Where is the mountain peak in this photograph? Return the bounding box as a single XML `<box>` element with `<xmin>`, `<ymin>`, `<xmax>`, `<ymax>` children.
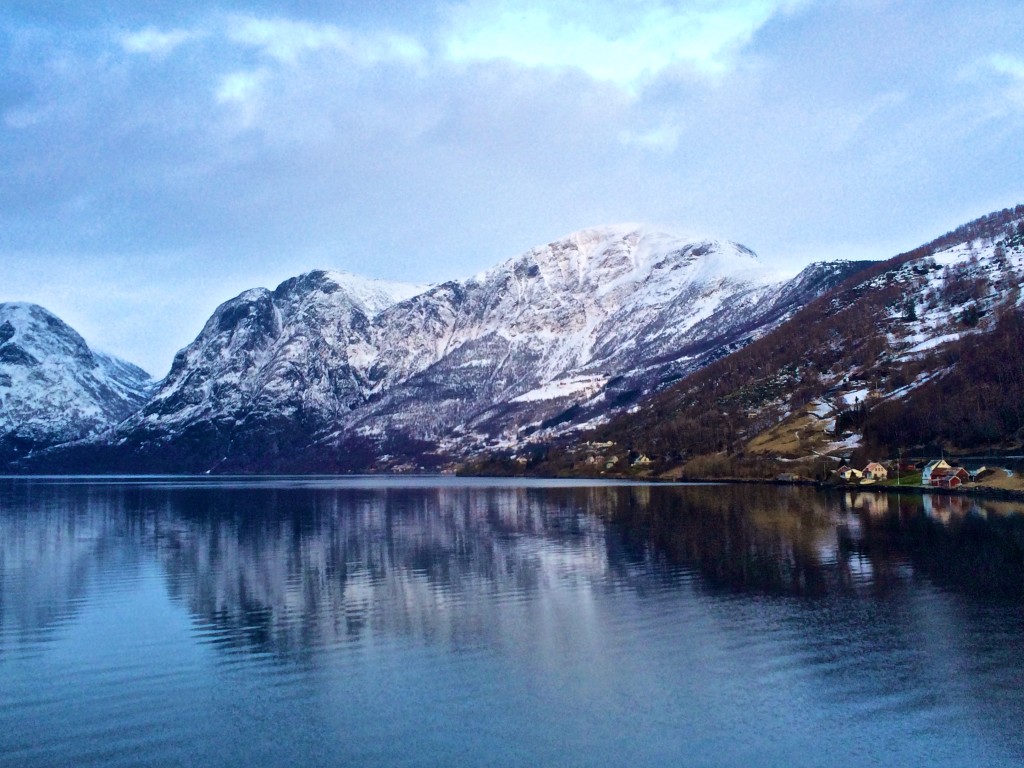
<box><xmin>0</xmin><ymin>301</ymin><xmax>93</xmax><ymax>365</ymax></box>
<box><xmin>273</xmin><ymin>269</ymin><xmax>429</xmax><ymax>318</ymax></box>
<box><xmin>0</xmin><ymin>303</ymin><xmax>153</xmax><ymax>464</ymax></box>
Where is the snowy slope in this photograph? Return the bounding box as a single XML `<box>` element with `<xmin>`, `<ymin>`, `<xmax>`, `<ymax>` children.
<box><xmin>795</xmin><ymin>228</ymin><xmax>1024</xmax><ymax>456</ymax></box>
<box><xmin>788</xmin><ymin>219</ymin><xmax>1024</xmax><ymax>455</ymax></box>
<box><xmin>356</xmin><ymin>228</ymin><xmax>783</xmax><ymax>439</ymax></box>
<box><xmin>811</xmin><ymin>216</ymin><xmax>1024</xmax><ymax>436</ymax></box>
<box><xmin>323</xmin><ymin>271</ymin><xmax>428</xmax><ymax>317</ymax></box>
<box><xmin>0</xmin><ymin>303</ymin><xmax>153</xmax><ymax>462</ymax></box>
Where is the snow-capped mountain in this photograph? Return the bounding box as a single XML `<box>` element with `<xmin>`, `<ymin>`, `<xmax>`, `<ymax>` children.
<box><xmin>43</xmin><ymin>226</ymin><xmax>863</xmax><ymax>473</ymax></box>
<box><xmin>97</xmin><ymin>270</ymin><xmax>425</xmax><ymax>472</ymax></box>
<box><xmin>537</xmin><ymin>205</ymin><xmax>1024</xmax><ymax>478</ymax></box>
<box><xmin>0</xmin><ymin>303</ymin><xmax>153</xmax><ymax>463</ymax></box>
<box><xmin>346</xmin><ymin>227</ymin><xmax>858</xmax><ymax>452</ymax></box>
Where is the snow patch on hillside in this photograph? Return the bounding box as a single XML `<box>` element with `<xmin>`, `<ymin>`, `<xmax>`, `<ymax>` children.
<box><xmin>512</xmin><ymin>375</ymin><xmax>607</xmax><ymax>403</ymax></box>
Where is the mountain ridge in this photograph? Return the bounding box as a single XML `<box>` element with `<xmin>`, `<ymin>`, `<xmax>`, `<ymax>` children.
<box><xmin>11</xmin><ymin>225</ymin><xmax>868</xmax><ymax>473</ymax></box>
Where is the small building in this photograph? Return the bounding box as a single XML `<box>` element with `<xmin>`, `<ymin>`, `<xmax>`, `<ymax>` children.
<box><xmin>863</xmin><ymin>462</ymin><xmax>888</xmax><ymax>481</ymax></box>
<box><xmin>933</xmin><ymin>473</ymin><xmax>963</xmax><ymax>489</ymax></box>
<box><xmin>838</xmin><ymin>466</ymin><xmax>863</xmax><ymax>481</ymax></box>
<box><xmin>921</xmin><ymin>459</ymin><xmax>951</xmax><ymax>485</ymax></box>
<box><xmin>931</xmin><ymin>467</ymin><xmax>968</xmax><ymax>487</ymax></box>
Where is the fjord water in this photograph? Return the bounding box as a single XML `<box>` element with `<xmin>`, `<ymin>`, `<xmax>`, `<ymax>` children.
<box><xmin>2</xmin><ymin>479</ymin><xmax>1023</xmax><ymax>767</ymax></box>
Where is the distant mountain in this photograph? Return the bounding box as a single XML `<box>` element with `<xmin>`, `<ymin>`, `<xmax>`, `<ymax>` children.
<box><xmin>20</xmin><ymin>227</ymin><xmax>868</xmax><ymax>473</ymax></box>
<box><xmin>0</xmin><ymin>303</ymin><xmax>153</xmax><ymax>465</ymax></box>
<box><xmin>515</xmin><ymin>205</ymin><xmax>1024</xmax><ymax>479</ymax></box>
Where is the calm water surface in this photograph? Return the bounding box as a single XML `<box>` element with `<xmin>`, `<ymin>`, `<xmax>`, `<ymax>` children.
<box><xmin>2</xmin><ymin>477</ymin><xmax>1023</xmax><ymax>767</ymax></box>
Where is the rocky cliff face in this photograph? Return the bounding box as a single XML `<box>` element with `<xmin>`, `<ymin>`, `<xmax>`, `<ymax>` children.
<box><xmin>107</xmin><ymin>270</ymin><xmax>424</xmax><ymax>471</ymax></box>
<box><xmin>0</xmin><ymin>303</ymin><xmax>153</xmax><ymax>464</ymax></box>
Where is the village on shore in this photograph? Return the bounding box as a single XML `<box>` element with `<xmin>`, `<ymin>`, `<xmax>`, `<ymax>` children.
<box><xmin>784</xmin><ymin>457</ymin><xmax>1024</xmax><ymax>493</ymax></box>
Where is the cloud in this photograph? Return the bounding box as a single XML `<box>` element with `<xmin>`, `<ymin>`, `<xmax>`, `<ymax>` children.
<box><xmin>441</xmin><ymin>0</ymin><xmax>808</xmax><ymax>87</ymax></box>
<box><xmin>215</xmin><ymin>69</ymin><xmax>269</xmax><ymax>129</ymax></box>
<box><xmin>619</xmin><ymin>124</ymin><xmax>680</xmax><ymax>152</ymax></box>
<box><xmin>958</xmin><ymin>52</ymin><xmax>1024</xmax><ymax>120</ymax></box>
<box><xmin>120</xmin><ymin>26</ymin><xmax>200</xmax><ymax>56</ymax></box>
<box><xmin>985</xmin><ymin>53</ymin><xmax>1024</xmax><ymax>109</ymax></box>
<box><xmin>987</xmin><ymin>53</ymin><xmax>1024</xmax><ymax>80</ymax></box>
<box><xmin>225</xmin><ymin>15</ymin><xmax>427</xmax><ymax>66</ymax></box>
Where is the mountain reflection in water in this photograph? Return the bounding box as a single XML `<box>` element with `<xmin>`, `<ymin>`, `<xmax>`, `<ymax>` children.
<box><xmin>1</xmin><ymin>479</ymin><xmax>1023</xmax><ymax>768</ymax></box>
<box><xmin>3</xmin><ymin>481</ymin><xmax>1024</xmax><ymax>654</ymax></box>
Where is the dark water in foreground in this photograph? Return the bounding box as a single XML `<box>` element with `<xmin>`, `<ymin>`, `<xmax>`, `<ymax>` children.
<box><xmin>2</xmin><ymin>477</ymin><xmax>1024</xmax><ymax>768</ymax></box>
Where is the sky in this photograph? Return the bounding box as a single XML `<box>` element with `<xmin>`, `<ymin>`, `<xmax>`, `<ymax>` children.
<box><xmin>2</xmin><ymin>0</ymin><xmax>1023</xmax><ymax>377</ymax></box>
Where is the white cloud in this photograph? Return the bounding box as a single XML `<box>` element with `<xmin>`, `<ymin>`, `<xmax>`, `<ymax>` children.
<box><xmin>215</xmin><ymin>69</ymin><xmax>268</xmax><ymax>128</ymax></box>
<box><xmin>442</xmin><ymin>0</ymin><xmax>809</xmax><ymax>87</ymax></box>
<box><xmin>226</xmin><ymin>15</ymin><xmax>427</xmax><ymax>67</ymax></box>
<box><xmin>987</xmin><ymin>53</ymin><xmax>1024</xmax><ymax>108</ymax></box>
<box><xmin>120</xmin><ymin>26</ymin><xmax>199</xmax><ymax>57</ymax></box>
<box><xmin>987</xmin><ymin>53</ymin><xmax>1024</xmax><ymax>80</ymax></box>
<box><xmin>619</xmin><ymin>124</ymin><xmax>680</xmax><ymax>152</ymax></box>
<box><xmin>961</xmin><ymin>53</ymin><xmax>1024</xmax><ymax>116</ymax></box>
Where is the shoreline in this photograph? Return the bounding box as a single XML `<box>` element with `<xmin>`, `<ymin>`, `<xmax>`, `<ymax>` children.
<box><xmin>465</xmin><ymin>467</ymin><xmax>1024</xmax><ymax>501</ymax></box>
<box><xmin>623</xmin><ymin>474</ymin><xmax>1024</xmax><ymax>502</ymax></box>
<box><xmin>3</xmin><ymin>469</ymin><xmax>1023</xmax><ymax>503</ymax></box>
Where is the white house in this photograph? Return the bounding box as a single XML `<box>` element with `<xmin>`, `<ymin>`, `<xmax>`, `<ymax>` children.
<box><xmin>921</xmin><ymin>459</ymin><xmax>951</xmax><ymax>485</ymax></box>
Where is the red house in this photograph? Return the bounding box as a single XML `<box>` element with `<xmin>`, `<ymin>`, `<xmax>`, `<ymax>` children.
<box><xmin>931</xmin><ymin>467</ymin><xmax>968</xmax><ymax>488</ymax></box>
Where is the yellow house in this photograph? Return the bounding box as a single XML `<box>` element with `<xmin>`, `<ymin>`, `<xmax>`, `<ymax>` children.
<box><xmin>838</xmin><ymin>466</ymin><xmax>863</xmax><ymax>481</ymax></box>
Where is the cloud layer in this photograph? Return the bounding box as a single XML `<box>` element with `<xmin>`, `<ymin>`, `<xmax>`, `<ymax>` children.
<box><xmin>1</xmin><ymin>1</ymin><xmax>1023</xmax><ymax>374</ymax></box>
<box><xmin>443</xmin><ymin>0</ymin><xmax>807</xmax><ymax>84</ymax></box>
